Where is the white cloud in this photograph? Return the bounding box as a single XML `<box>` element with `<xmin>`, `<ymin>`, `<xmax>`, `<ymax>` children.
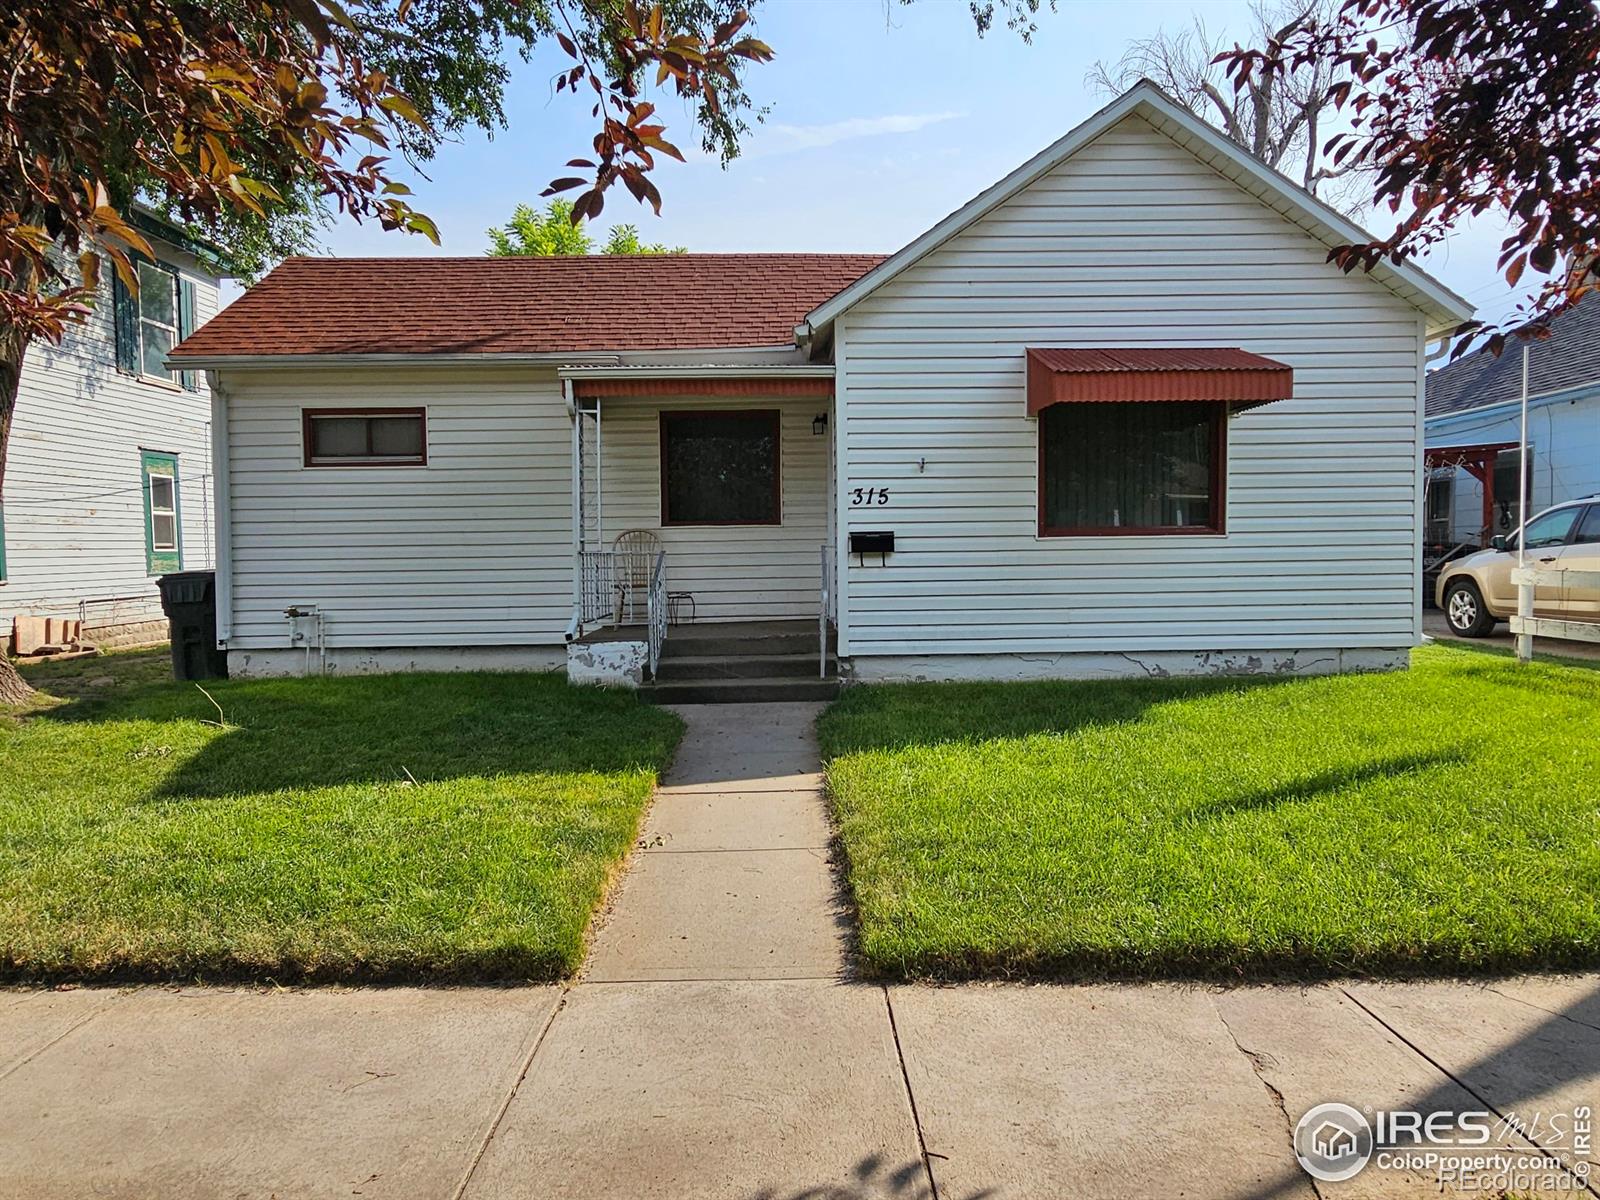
<box><xmin>756</xmin><ymin>111</ymin><xmax>964</xmax><ymax>155</ymax></box>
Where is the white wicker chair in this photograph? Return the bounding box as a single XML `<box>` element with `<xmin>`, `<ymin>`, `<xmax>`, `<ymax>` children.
<box><xmin>611</xmin><ymin>529</ymin><xmax>662</xmax><ymax>624</ymax></box>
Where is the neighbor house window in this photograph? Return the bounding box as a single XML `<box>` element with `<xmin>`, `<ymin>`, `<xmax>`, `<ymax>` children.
<box><xmin>1039</xmin><ymin>401</ymin><xmax>1224</xmax><ymax>535</ymax></box>
<box><xmin>141</xmin><ymin>450</ymin><xmax>183</xmax><ymax>575</ymax></box>
<box><xmin>113</xmin><ymin>257</ymin><xmax>197</xmax><ymax>389</ymax></box>
<box><xmin>1426</xmin><ymin>473</ymin><xmax>1455</xmax><ymax>542</ymax></box>
<box><xmin>660</xmin><ymin>410</ymin><xmax>780</xmax><ymax>526</ymax></box>
<box><xmin>1492</xmin><ymin>447</ymin><xmax>1534</xmax><ymax>535</ymax></box>
<box><xmin>303</xmin><ymin>408</ymin><xmax>427</xmax><ymax>467</ymax></box>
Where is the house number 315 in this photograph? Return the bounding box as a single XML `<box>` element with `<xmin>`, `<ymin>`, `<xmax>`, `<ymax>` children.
<box><xmin>850</xmin><ymin>487</ymin><xmax>890</xmax><ymax>506</ymax></box>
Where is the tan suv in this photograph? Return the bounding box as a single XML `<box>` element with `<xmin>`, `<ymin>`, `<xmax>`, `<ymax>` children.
<box><xmin>1436</xmin><ymin>497</ymin><xmax>1600</xmax><ymax>636</ymax></box>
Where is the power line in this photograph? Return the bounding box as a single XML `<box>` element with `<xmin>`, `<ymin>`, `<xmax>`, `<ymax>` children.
<box><xmin>2</xmin><ymin>473</ymin><xmax>214</xmax><ymax>508</ymax></box>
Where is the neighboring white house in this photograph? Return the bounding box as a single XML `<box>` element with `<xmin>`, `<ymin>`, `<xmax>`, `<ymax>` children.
<box><xmin>1424</xmin><ymin>293</ymin><xmax>1600</xmax><ymax>547</ymax></box>
<box><xmin>2</xmin><ymin>211</ymin><xmax>224</xmax><ymax>650</ymax></box>
<box><xmin>171</xmin><ymin>83</ymin><xmax>1471</xmax><ymax>689</ymax></box>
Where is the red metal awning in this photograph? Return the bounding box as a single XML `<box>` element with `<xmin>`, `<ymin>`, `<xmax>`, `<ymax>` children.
<box><xmin>1026</xmin><ymin>347</ymin><xmax>1294</xmax><ymax>416</ymax></box>
<box><xmin>570</xmin><ymin>376</ymin><xmax>833</xmax><ymax>400</ymax></box>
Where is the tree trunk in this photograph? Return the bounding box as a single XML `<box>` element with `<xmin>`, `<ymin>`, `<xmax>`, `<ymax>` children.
<box><xmin>0</xmin><ymin>656</ymin><xmax>30</xmax><ymax>706</ymax></box>
<box><xmin>0</xmin><ymin>323</ymin><xmax>36</xmax><ymax>705</ymax></box>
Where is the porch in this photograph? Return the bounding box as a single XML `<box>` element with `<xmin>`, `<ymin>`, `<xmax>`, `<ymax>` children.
<box><xmin>559</xmin><ymin>366</ymin><xmax>840</xmax><ymax>698</ymax></box>
<box><xmin>571</xmin><ymin>618</ymin><xmax>839</xmax><ymax>702</ymax></box>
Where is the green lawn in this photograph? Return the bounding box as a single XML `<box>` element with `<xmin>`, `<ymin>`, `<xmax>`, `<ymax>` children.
<box><xmin>1</xmin><ymin>651</ymin><xmax>681</xmax><ymax>982</ymax></box>
<box><xmin>819</xmin><ymin>644</ymin><xmax>1600</xmax><ymax>981</ymax></box>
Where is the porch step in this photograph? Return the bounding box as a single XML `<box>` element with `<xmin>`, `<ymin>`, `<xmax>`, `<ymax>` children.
<box><xmin>654</xmin><ymin>653</ymin><xmax>834</xmax><ymax>681</ymax></box>
<box><xmin>661</xmin><ymin>619</ymin><xmax>831</xmax><ymax>660</ymax></box>
<box><xmin>662</xmin><ymin>632</ymin><xmax>822</xmax><ymax>659</ymax></box>
<box><xmin>643</xmin><ymin>676</ymin><xmax>842</xmax><ymax>705</ymax></box>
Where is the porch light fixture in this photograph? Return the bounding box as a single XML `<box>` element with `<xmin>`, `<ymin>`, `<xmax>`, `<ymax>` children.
<box><xmin>812</xmin><ymin>413</ymin><xmax>829</xmax><ymax>436</ymax></box>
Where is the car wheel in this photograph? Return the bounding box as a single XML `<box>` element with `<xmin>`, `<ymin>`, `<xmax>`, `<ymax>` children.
<box><xmin>1443</xmin><ymin>578</ymin><xmax>1496</xmax><ymax>637</ymax></box>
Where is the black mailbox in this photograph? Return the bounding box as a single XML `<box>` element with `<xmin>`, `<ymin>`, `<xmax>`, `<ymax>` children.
<box><xmin>849</xmin><ymin>530</ymin><xmax>895</xmax><ymax>558</ymax></box>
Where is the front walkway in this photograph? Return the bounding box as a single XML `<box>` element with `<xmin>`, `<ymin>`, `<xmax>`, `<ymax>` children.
<box><xmin>1</xmin><ymin>704</ymin><xmax>1598</xmax><ymax>1197</ymax></box>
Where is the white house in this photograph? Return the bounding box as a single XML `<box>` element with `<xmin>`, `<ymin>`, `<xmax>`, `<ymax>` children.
<box><xmin>1424</xmin><ymin>293</ymin><xmax>1600</xmax><ymax>548</ymax></box>
<box><xmin>3</xmin><ymin>211</ymin><xmax>224</xmax><ymax>651</ymax></box>
<box><xmin>171</xmin><ymin>83</ymin><xmax>1471</xmax><ymax>696</ymax></box>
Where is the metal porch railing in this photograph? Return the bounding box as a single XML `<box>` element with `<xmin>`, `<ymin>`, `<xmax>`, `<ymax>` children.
<box><xmin>819</xmin><ymin>542</ymin><xmax>834</xmax><ymax>678</ymax></box>
<box><xmin>646</xmin><ymin>550</ymin><xmax>667</xmax><ymax>676</ymax></box>
<box><xmin>576</xmin><ymin>549</ymin><xmax>620</xmax><ymax>631</ymax></box>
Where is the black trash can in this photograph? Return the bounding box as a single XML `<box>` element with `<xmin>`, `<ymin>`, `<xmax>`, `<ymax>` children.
<box><xmin>156</xmin><ymin>570</ymin><xmax>229</xmax><ymax>681</ymax></box>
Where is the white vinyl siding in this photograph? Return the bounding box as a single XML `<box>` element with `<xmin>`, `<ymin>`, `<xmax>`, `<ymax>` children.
<box><xmin>0</xmin><ymin>246</ymin><xmax>218</xmax><ymax>626</ymax></box>
<box><xmin>222</xmin><ymin>366</ymin><xmax>574</xmax><ymax>649</ymax></box>
<box><xmin>835</xmin><ymin>112</ymin><xmax>1423</xmax><ymax>657</ymax></box>
<box><xmin>597</xmin><ymin>396</ymin><xmax>827</xmax><ymax>622</ymax></box>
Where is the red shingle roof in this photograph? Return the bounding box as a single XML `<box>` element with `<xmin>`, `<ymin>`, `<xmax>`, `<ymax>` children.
<box><xmin>171</xmin><ymin>254</ymin><xmax>884</xmax><ymax>359</ymax></box>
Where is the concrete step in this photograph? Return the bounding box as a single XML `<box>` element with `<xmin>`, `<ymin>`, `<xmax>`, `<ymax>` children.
<box><xmin>643</xmin><ymin>676</ymin><xmax>842</xmax><ymax>705</ymax></box>
<box><xmin>654</xmin><ymin>653</ymin><xmax>834</xmax><ymax>681</ymax></box>
<box><xmin>662</xmin><ymin>629</ymin><xmax>828</xmax><ymax>659</ymax></box>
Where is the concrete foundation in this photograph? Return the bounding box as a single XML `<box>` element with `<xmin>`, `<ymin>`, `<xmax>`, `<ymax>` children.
<box><xmin>842</xmin><ymin>646</ymin><xmax>1410</xmax><ymax>683</ymax></box>
<box><xmin>84</xmin><ymin>617</ymin><xmax>169</xmax><ymax>651</ymax></box>
<box><xmin>565</xmin><ymin>638</ymin><xmax>647</xmax><ymax>688</ymax></box>
<box><xmin>226</xmin><ymin>645</ymin><xmax>565</xmax><ymax>678</ymax></box>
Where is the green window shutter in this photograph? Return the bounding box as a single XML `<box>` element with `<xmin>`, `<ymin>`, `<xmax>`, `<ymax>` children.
<box><xmin>140</xmin><ymin>451</ymin><xmax>183</xmax><ymax>575</ymax></box>
<box><xmin>112</xmin><ymin>266</ymin><xmax>140</xmax><ymax>376</ymax></box>
<box><xmin>177</xmin><ymin>277</ymin><xmax>198</xmax><ymax>391</ymax></box>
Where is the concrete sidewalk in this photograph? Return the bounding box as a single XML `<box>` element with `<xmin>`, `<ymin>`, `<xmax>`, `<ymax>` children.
<box><xmin>2</xmin><ymin>703</ymin><xmax>1598</xmax><ymax>1199</ymax></box>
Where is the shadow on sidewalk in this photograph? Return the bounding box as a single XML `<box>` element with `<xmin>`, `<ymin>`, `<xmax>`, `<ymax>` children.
<box><xmin>747</xmin><ymin>1152</ymin><xmax>993</xmax><ymax>1200</ymax></box>
<box><xmin>1230</xmin><ymin>980</ymin><xmax>1600</xmax><ymax>1200</ymax></box>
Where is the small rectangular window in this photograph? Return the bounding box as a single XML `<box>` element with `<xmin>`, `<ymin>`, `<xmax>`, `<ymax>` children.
<box><xmin>1039</xmin><ymin>401</ymin><xmax>1225</xmax><ymax>536</ymax></box>
<box><xmin>303</xmin><ymin>408</ymin><xmax>427</xmax><ymax>467</ymax></box>
<box><xmin>137</xmin><ymin>261</ymin><xmax>180</xmax><ymax>382</ymax></box>
<box><xmin>660</xmin><ymin>410</ymin><xmax>781</xmax><ymax>526</ymax></box>
<box><xmin>140</xmin><ymin>450</ymin><xmax>183</xmax><ymax>574</ymax></box>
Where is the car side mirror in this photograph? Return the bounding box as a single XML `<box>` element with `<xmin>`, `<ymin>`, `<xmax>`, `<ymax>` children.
<box><xmin>1490</xmin><ymin>535</ymin><xmax>1510</xmax><ymax>551</ymax></box>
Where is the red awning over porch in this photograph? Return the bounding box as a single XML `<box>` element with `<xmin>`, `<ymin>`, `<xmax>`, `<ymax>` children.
<box><xmin>1026</xmin><ymin>347</ymin><xmax>1294</xmax><ymax>415</ymax></box>
<box><xmin>570</xmin><ymin>375</ymin><xmax>833</xmax><ymax>400</ymax></box>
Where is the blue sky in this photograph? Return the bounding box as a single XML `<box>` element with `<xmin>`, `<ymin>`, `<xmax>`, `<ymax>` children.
<box><xmin>308</xmin><ymin>0</ymin><xmax>1527</xmax><ymax>325</ymax></box>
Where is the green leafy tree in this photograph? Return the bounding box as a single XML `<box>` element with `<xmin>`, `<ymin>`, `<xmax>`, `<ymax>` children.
<box><xmin>487</xmin><ymin>201</ymin><xmax>597</xmax><ymax>256</ymax></box>
<box><xmin>1222</xmin><ymin>0</ymin><xmax>1600</xmax><ymax>351</ymax></box>
<box><xmin>486</xmin><ymin>201</ymin><xmax>685</xmax><ymax>255</ymax></box>
<box><xmin>0</xmin><ymin>0</ymin><xmax>770</xmax><ymax>701</ymax></box>
<box><xmin>603</xmin><ymin>224</ymin><xmax>686</xmax><ymax>256</ymax></box>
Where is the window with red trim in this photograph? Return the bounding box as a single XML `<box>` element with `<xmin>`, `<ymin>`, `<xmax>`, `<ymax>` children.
<box><xmin>1038</xmin><ymin>401</ymin><xmax>1225</xmax><ymax>536</ymax></box>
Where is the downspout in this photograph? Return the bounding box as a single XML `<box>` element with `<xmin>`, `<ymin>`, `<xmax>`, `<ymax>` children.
<box><xmin>564</xmin><ymin>377</ymin><xmax>581</xmax><ymax>642</ymax></box>
<box><xmin>830</xmin><ymin>320</ymin><xmax>851</xmax><ymax>663</ymax></box>
<box><xmin>207</xmin><ymin>371</ymin><xmax>233</xmax><ymax>646</ymax></box>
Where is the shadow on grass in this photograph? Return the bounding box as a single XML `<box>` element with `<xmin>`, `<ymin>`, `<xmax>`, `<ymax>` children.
<box><xmin>31</xmin><ymin>669</ymin><xmax>680</xmax><ymax>800</ymax></box>
<box><xmin>0</xmin><ymin>944</ymin><xmax>578</xmax><ymax>989</ymax></box>
<box><xmin>817</xmin><ymin>670</ymin><xmax>1307</xmax><ymax>757</ymax></box>
<box><xmin>1191</xmin><ymin>748</ymin><xmax>1471</xmax><ymax>818</ymax></box>
<box><xmin>851</xmin><ymin>940</ymin><xmax>1600</xmax><ymax>989</ymax></box>
<box><xmin>1444</xmin><ymin>658</ymin><xmax>1600</xmax><ymax>702</ymax></box>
